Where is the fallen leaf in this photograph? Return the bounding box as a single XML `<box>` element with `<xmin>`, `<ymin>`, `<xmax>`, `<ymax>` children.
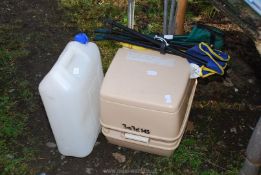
<box><xmin>186</xmin><ymin>121</ymin><xmax>195</xmax><ymax>133</ymax></box>
<box><xmin>112</xmin><ymin>152</ymin><xmax>126</xmax><ymax>163</ymax></box>
<box><xmin>223</xmin><ymin>77</ymin><xmax>234</xmax><ymax>87</ymax></box>
<box><xmin>45</xmin><ymin>142</ymin><xmax>56</xmax><ymax>148</ymax></box>
<box><xmin>85</xmin><ymin>167</ymin><xmax>93</xmax><ymax>174</ymax></box>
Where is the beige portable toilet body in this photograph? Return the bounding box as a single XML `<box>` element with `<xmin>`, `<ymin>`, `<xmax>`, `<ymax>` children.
<box><xmin>100</xmin><ymin>47</ymin><xmax>197</xmax><ymax>156</ymax></box>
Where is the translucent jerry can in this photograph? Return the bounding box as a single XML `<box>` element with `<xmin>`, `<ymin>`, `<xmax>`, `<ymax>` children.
<box><xmin>39</xmin><ymin>33</ymin><xmax>104</xmax><ymax>157</ymax></box>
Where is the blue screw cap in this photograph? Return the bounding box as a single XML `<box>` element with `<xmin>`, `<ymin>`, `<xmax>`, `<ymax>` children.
<box><xmin>74</xmin><ymin>33</ymin><xmax>89</xmax><ymax>44</ymax></box>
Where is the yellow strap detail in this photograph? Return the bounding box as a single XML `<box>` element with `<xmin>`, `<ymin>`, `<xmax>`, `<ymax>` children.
<box><xmin>120</xmin><ymin>42</ymin><xmax>149</xmax><ymax>51</ymax></box>
<box><xmin>201</xmin><ymin>42</ymin><xmax>230</xmax><ymax>62</ymax></box>
<box><xmin>200</xmin><ymin>65</ymin><xmax>216</xmax><ymax>78</ymax></box>
<box><xmin>199</xmin><ymin>42</ymin><xmax>225</xmax><ymax>75</ymax></box>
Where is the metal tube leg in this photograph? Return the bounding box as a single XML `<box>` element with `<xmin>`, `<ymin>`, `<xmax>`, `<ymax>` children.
<box><xmin>168</xmin><ymin>0</ymin><xmax>176</xmax><ymax>34</ymax></box>
<box><xmin>163</xmin><ymin>0</ymin><xmax>169</xmax><ymax>35</ymax></box>
<box><xmin>240</xmin><ymin>117</ymin><xmax>261</xmax><ymax>175</ymax></box>
<box><xmin>131</xmin><ymin>0</ymin><xmax>135</xmax><ymax>28</ymax></box>
<box><xmin>128</xmin><ymin>0</ymin><xmax>133</xmax><ymax>29</ymax></box>
<box><xmin>128</xmin><ymin>0</ymin><xmax>135</xmax><ymax>29</ymax></box>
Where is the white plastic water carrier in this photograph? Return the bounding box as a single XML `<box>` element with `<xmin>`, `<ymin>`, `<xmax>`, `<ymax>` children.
<box><xmin>39</xmin><ymin>33</ymin><xmax>104</xmax><ymax>157</ymax></box>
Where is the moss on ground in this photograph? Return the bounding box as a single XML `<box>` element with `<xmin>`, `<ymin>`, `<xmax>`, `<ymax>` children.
<box><xmin>0</xmin><ymin>24</ymin><xmax>35</xmax><ymax>174</ymax></box>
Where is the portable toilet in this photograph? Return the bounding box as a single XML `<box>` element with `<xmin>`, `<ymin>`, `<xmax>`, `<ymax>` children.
<box><xmin>100</xmin><ymin>47</ymin><xmax>197</xmax><ymax>156</ymax></box>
